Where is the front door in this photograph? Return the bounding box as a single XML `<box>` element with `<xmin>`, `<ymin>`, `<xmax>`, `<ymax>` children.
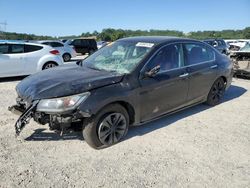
<box><xmin>139</xmin><ymin>43</ymin><xmax>189</xmax><ymax>122</ymax></box>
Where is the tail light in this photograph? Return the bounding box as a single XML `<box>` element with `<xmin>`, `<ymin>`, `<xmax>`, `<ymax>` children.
<box><xmin>50</xmin><ymin>50</ymin><xmax>60</xmax><ymax>55</ymax></box>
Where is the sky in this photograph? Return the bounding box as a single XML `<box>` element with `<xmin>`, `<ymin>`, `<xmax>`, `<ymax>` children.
<box><xmin>0</xmin><ymin>0</ymin><xmax>249</xmax><ymax>37</ymax></box>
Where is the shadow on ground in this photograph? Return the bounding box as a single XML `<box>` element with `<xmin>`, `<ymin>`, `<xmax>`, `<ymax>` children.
<box><xmin>0</xmin><ymin>76</ymin><xmax>27</xmax><ymax>83</ymax></box>
<box><xmin>25</xmin><ymin>128</ymin><xmax>84</xmax><ymax>141</ymax></box>
<box><xmin>24</xmin><ymin>85</ymin><xmax>247</xmax><ymax>142</ymax></box>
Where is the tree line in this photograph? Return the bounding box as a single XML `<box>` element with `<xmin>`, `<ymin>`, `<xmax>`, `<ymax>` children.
<box><xmin>1</xmin><ymin>27</ymin><xmax>250</xmax><ymax>41</ymax></box>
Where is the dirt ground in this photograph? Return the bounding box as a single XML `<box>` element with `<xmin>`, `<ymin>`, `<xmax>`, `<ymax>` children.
<box><xmin>0</xmin><ymin>77</ymin><xmax>249</xmax><ymax>188</ymax></box>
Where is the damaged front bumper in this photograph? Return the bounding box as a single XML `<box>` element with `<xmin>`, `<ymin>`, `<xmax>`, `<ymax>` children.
<box><xmin>9</xmin><ymin>101</ymin><xmax>39</xmax><ymax>135</ymax></box>
<box><xmin>9</xmin><ymin>98</ymin><xmax>91</xmax><ymax>136</ymax></box>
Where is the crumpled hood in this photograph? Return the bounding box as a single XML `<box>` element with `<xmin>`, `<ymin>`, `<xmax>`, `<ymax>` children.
<box><xmin>16</xmin><ymin>64</ymin><xmax>123</xmax><ymax>101</ymax></box>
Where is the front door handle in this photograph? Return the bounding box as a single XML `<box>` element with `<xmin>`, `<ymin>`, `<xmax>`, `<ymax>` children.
<box><xmin>179</xmin><ymin>73</ymin><xmax>189</xmax><ymax>78</ymax></box>
<box><xmin>210</xmin><ymin>65</ymin><xmax>218</xmax><ymax>69</ymax></box>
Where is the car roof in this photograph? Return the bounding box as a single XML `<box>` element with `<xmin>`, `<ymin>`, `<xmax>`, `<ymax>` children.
<box><xmin>117</xmin><ymin>36</ymin><xmax>198</xmax><ymax>44</ymax></box>
<box><xmin>0</xmin><ymin>40</ymin><xmax>49</xmax><ymax>47</ymax></box>
<box><xmin>38</xmin><ymin>40</ymin><xmax>63</xmax><ymax>43</ymax></box>
<box><xmin>204</xmin><ymin>39</ymin><xmax>224</xmax><ymax>41</ymax></box>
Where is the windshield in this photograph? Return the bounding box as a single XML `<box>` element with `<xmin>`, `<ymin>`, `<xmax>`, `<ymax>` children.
<box><xmin>83</xmin><ymin>41</ymin><xmax>153</xmax><ymax>74</ymax></box>
<box><xmin>240</xmin><ymin>42</ymin><xmax>250</xmax><ymax>52</ymax></box>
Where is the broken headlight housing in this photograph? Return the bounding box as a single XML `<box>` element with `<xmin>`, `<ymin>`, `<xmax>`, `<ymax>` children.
<box><xmin>36</xmin><ymin>92</ymin><xmax>90</xmax><ymax>113</ymax></box>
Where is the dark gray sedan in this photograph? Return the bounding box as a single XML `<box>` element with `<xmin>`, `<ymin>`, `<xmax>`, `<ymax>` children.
<box><xmin>10</xmin><ymin>36</ymin><xmax>233</xmax><ymax>149</ymax></box>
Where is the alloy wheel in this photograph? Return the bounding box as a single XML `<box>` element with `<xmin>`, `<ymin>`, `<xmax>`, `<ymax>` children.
<box><xmin>211</xmin><ymin>79</ymin><xmax>225</xmax><ymax>103</ymax></box>
<box><xmin>98</xmin><ymin>113</ymin><xmax>127</xmax><ymax>145</ymax></box>
<box><xmin>63</xmin><ymin>54</ymin><xmax>71</xmax><ymax>62</ymax></box>
<box><xmin>44</xmin><ymin>63</ymin><xmax>56</xmax><ymax>69</ymax></box>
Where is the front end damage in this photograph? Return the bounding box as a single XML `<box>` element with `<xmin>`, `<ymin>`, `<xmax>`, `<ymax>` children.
<box><xmin>9</xmin><ymin>97</ymin><xmax>90</xmax><ymax>136</ymax></box>
<box><xmin>9</xmin><ymin>99</ymin><xmax>38</xmax><ymax>135</ymax></box>
<box><xmin>230</xmin><ymin>52</ymin><xmax>250</xmax><ymax>78</ymax></box>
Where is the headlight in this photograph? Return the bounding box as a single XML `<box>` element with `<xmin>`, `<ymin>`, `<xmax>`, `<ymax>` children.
<box><xmin>36</xmin><ymin>92</ymin><xmax>90</xmax><ymax>113</ymax></box>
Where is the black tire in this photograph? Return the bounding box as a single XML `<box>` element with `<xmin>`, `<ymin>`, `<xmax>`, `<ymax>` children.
<box><xmin>82</xmin><ymin>104</ymin><xmax>129</xmax><ymax>149</ymax></box>
<box><xmin>206</xmin><ymin>77</ymin><xmax>226</xmax><ymax>106</ymax></box>
<box><xmin>62</xmin><ymin>53</ymin><xmax>71</xmax><ymax>62</ymax></box>
<box><xmin>42</xmin><ymin>62</ymin><xmax>58</xmax><ymax>70</ymax></box>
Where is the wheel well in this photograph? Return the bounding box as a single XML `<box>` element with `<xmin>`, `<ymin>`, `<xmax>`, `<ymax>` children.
<box><xmin>98</xmin><ymin>101</ymin><xmax>135</xmax><ymax>125</ymax></box>
<box><xmin>42</xmin><ymin>61</ymin><xmax>58</xmax><ymax>70</ymax></box>
<box><xmin>220</xmin><ymin>76</ymin><xmax>227</xmax><ymax>84</ymax></box>
<box><xmin>63</xmin><ymin>53</ymin><xmax>71</xmax><ymax>57</ymax></box>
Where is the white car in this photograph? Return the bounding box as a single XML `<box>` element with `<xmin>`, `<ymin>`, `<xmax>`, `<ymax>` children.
<box><xmin>97</xmin><ymin>41</ymin><xmax>108</xmax><ymax>49</ymax></box>
<box><xmin>0</xmin><ymin>41</ymin><xmax>64</xmax><ymax>78</ymax></box>
<box><xmin>38</xmin><ymin>40</ymin><xmax>76</xmax><ymax>62</ymax></box>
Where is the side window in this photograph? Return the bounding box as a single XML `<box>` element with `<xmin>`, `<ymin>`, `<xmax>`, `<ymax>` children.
<box><xmin>10</xmin><ymin>44</ymin><xmax>24</xmax><ymax>54</ymax></box>
<box><xmin>73</xmin><ymin>39</ymin><xmax>81</xmax><ymax>46</ymax></box>
<box><xmin>51</xmin><ymin>42</ymin><xmax>64</xmax><ymax>47</ymax></box>
<box><xmin>42</xmin><ymin>42</ymin><xmax>50</xmax><ymax>46</ymax></box>
<box><xmin>184</xmin><ymin>43</ymin><xmax>215</xmax><ymax>65</ymax></box>
<box><xmin>147</xmin><ymin>44</ymin><xmax>183</xmax><ymax>72</ymax></box>
<box><xmin>217</xmin><ymin>40</ymin><xmax>222</xmax><ymax>46</ymax></box>
<box><xmin>0</xmin><ymin>44</ymin><xmax>9</xmax><ymax>54</ymax></box>
<box><xmin>24</xmin><ymin>45</ymin><xmax>43</xmax><ymax>53</ymax></box>
<box><xmin>82</xmin><ymin>40</ymin><xmax>89</xmax><ymax>47</ymax></box>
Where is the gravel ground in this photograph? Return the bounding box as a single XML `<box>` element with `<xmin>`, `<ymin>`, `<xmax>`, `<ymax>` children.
<box><xmin>0</xmin><ymin>77</ymin><xmax>249</xmax><ymax>188</ymax></box>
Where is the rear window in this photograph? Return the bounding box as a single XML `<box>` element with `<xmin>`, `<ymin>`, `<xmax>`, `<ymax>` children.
<box><xmin>24</xmin><ymin>45</ymin><xmax>43</xmax><ymax>52</ymax></box>
<box><xmin>50</xmin><ymin>42</ymin><xmax>64</xmax><ymax>47</ymax></box>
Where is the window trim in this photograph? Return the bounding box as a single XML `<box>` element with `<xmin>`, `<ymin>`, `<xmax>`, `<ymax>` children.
<box><xmin>24</xmin><ymin>44</ymin><xmax>43</xmax><ymax>53</ymax></box>
<box><xmin>183</xmin><ymin>42</ymin><xmax>216</xmax><ymax>67</ymax></box>
<box><xmin>140</xmin><ymin>41</ymin><xmax>216</xmax><ymax>75</ymax></box>
<box><xmin>140</xmin><ymin>42</ymin><xmax>184</xmax><ymax>74</ymax></box>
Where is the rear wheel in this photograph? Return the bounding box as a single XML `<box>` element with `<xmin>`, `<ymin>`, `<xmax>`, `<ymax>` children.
<box><xmin>42</xmin><ymin>62</ymin><xmax>58</xmax><ymax>70</ymax></box>
<box><xmin>82</xmin><ymin>104</ymin><xmax>129</xmax><ymax>149</ymax></box>
<box><xmin>206</xmin><ymin>77</ymin><xmax>226</xmax><ymax>106</ymax></box>
<box><xmin>62</xmin><ymin>53</ymin><xmax>71</xmax><ymax>62</ymax></box>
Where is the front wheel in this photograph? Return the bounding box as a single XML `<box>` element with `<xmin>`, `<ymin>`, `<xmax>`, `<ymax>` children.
<box><xmin>206</xmin><ymin>77</ymin><xmax>226</xmax><ymax>106</ymax></box>
<box><xmin>82</xmin><ymin>104</ymin><xmax>129</xmax><ymax>149</ymax></box>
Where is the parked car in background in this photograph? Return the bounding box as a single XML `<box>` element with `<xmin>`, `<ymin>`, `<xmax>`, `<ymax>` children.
<box><xmin>230</xmin><ymin>42</ymin><xmax>250</xmax><ymax>78</ymax></box>
<box><xmin>0</xmin><ymin>41</ymin><xmax>63</xmax><ymax>78</ymax></box>
<box><xmin>66</xmin><ymin>38</ymin><xmax>97</xmax><ymax>55</ymax></box>
<box><xmin>61</xmin><ymin>39</ymin><xmax>70</xmax><ymax>43</ymax></box>
<box><xmin>97</xmin><ymin>41</ymin><xmax>108</xmax><ymax>49</ymax></box>
<box><xmin>225</xmin><ymin>39</ymin><xmax>250</xmax><ymax>51</ymax></box>
<box><xmin>38</xmin><ymin>40</ymin><xmax>76</xmax><ymax>62</ymax></box>
<box><xmin>10</xmin><ymin>36</ymin><xmax>233</xmax><ymax>149</ymax></box>
<box><xmin>203</xmin><ymin>39</ymin><xmax>228</xmax><ymax>54</ymax></box>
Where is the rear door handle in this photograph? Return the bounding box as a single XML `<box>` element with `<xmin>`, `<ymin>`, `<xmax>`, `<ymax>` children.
<box><xmin>179</xmin><ymin>73</ymin><xmax>189</xmax><ymax>78</ymax></box>
<box><xmin>210</xmin><ymin>65</ymin><xmax>218</xmax><ymax>69</ymax></box>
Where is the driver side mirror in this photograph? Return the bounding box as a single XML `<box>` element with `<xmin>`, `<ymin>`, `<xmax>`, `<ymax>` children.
<box><xmin>145</xmin><ymin>65</ymin><xmax>161</xmax><ymax>77</ymax></box>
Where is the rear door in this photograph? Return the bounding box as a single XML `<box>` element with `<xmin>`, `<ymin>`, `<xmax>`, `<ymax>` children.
<box><xmin>183</xmin><ymin>43</ymin><xmax>218</xmax><ymax>103</ymax></box>
<box><xmin>139</xmin><ymin>43</ymin><xmax>189</xmax><ymax>121</ymax></box>
<box><xmin>23</xmin><ymin>44</ymin><xmax>44</xmax><ymax>74</ymax></box>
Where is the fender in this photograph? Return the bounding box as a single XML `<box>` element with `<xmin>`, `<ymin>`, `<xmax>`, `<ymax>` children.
<box><xmin>37</xmin><ymin>54</ymin><xmax>63</xmax><ymax>71</ymax></box>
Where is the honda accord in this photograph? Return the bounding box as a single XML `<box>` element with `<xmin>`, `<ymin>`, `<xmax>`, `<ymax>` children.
<box><xmin>9</xmin><ymin>36</ymin><xmax>233</xmax><ymax>149</ymax></box>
